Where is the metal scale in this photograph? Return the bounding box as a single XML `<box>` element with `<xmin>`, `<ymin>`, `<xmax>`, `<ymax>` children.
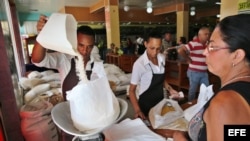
<box><xmin>51</xmin><ymin>98</ymin><xmax>128</xmax><ymax>141</ymax></box>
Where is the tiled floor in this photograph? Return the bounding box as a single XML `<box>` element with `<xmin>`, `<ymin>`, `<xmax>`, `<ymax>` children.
<box><xmin>116</xmin><ymin>93</ymin><xmax>134</xmax><ymax>120</ymax></box>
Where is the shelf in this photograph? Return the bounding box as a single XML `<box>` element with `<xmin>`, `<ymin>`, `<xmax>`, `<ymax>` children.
<box><xmin>165</xmin><ymin>60</ymin><xmax>221</xmax><ymax>95</ymax></box>
<box><xmin>165</xmin><ymin>60</ymin><xmax>189</xmax><ymax>91</ymax></box>
<box><xmin>106</xmin><ymin>54</ymin><xmax>138</xmax><ymax>73</ymax></box>
<box><xmin>166</xmin><ymin>77</ymin><xmax>179</xmax><ymax>86</ymax></box>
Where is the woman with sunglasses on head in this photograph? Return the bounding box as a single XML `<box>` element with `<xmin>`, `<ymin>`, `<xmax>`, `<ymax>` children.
<box><xmin>173</xmin><ymin>14</ymin><xmax>250</xmax><ymax>141</ymax></box>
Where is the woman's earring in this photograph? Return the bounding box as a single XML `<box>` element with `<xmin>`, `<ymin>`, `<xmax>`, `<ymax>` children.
<box><xmin>232</xmin><ymin>63</ymin><xmax>235</xmax><ymax>67</ymax></box>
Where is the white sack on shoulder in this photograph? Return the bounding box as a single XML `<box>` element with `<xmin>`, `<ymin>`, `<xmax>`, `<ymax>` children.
<box><xmin>66</xmin><ymin>62</ymin><xmax>120</xmax><ymax>133</ymax></box>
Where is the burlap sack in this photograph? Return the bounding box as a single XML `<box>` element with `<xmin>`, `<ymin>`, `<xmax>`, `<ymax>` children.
<box><xmin>20</xmin><ymin>100</ymin><xmax>58</xmax><ymax>141</ymax></box>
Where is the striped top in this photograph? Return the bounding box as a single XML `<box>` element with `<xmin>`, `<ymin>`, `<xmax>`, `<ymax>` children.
<box><xmin>185</xmin><ymin>39</ymin><xmax>207</xmax><ymax>72</ymax></box>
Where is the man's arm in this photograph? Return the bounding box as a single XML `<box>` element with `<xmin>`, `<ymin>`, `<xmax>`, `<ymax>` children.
<box><xmin>31</xmin><ymin>15</ymin><xmax>47</xmax><ymax>63</ymax></box>
<box><xmin>177</xmin><ymin>45</ymin><xmax>191</xmax><ymax>63</ymax></box>
<box><xmin>164</xmin><ymin>80</ymin><xmax>178</xmax><ymax>95</ymax></box>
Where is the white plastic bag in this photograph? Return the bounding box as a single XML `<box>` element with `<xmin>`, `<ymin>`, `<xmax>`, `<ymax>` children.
<box><xmin>66</xmin><ymin>62</ymin><xmax>120</xmax><ymax>133</ymax></box>
<box><xmin>103</xmin><ymin>118</ymin><xmax>166</xmax><ymax>141</ymax></box>
<box><xmin>36</xmin><ymin>13</ymin><xmax>77</xmax><ymax>56</ymax></box>
<box><xmin>184</xmin><ymin>84</ymin><xmax>214</xmax><ymax>122</ymax></box>
<box><xmin>149</xmin><ymin>98</ymin><xmax>184</xmax><ymax>129</ymax></box>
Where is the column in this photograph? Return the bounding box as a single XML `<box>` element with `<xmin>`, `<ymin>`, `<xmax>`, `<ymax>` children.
<box><xmin>176</xmin><ymin>3</ymin><xmax>189</xmax><ymax>42</ymax></box>
<box><xmin>104</xmin><ymin>0</ymin><xmax>120</xmax><ymax>48</ymax></box>
<box><xmin>176</xmin><ymin>11</ymin><xmax>189</xmax><ymax>41</ymax></box>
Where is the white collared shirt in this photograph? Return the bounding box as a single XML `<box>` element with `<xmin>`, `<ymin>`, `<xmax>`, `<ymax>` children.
<box><xmin>130</xmin><ymin>51</ymin><xmax>166</xmax><ymax>95</ymax></box>
<box><xmin>32</xmin><ymin>52</ymin><xmax>95</xmax><ymax>85</ymax></box>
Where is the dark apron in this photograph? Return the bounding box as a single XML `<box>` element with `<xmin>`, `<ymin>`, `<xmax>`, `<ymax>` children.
<box><xmin>138</xmin><ymin>64</ymin><xmax>165</xmax><ymax>116</ymax></box>
<box><xmin>60</xmin><ymin>58</ymin><xmax>95</xmax><ymax>141</ymax></box>
<box><xmin>62</xmin><ymin>58</ymin><xmax>93</xmax><ymax>101</ymax></box>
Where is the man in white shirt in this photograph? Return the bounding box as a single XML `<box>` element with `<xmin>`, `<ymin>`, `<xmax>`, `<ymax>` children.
<box><xmin>32</xmin><ymin>15</ymin><xmax>100</xmax><ymax>100</ymax></box>
<box><xmin>32</xmin><ymin>14</ymin><xmax>103</xmax><ymax>141</ymax></box>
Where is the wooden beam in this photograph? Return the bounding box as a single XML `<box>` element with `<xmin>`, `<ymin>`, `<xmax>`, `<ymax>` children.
<box><xmin>90</xmin><ymin>0</ymin><xmax>118</xmax><ymax>13</ymax></box>
<box><xmin>154</xmin><ymin>3</ymin><xmax>189</xmax><ymax>15</ymax></box>
<box><xmin>104</xmin><ymin>0</ymin><xmax>118</xmax><ymax>5</ymax></box>
<box><xmin>90</xmin><ymin>0</ymin><xmax>105</xmax><ymax>14</ymax></box>
<box><xmin>154</xmin><ymin>4</ymin><xmax>176</xmax><ymax>15</ymax></box>
<box><xmin>195</xmin><ymin>7</ymin><xmax>220</xmax><ymax>18</ymax></box>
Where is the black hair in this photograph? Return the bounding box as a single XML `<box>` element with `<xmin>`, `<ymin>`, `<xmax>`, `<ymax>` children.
<box><xmin>77</xmin><ymin>25</ymin><xmax>95</xmax><ymax>38</ymax></box>
<box><xmin>144</xmin><ymin>30</ymin><xmax>162</xmax><ymax>42</ymax></box>
<box><xmin>180</xmin><ymin>36</ymin><xmax>187</xmax><ymax>44</ymax></box>
<box><xmin>217</xmin><ymin>14</ymin><xmax>250</xmax><ymax>62</ymax></box>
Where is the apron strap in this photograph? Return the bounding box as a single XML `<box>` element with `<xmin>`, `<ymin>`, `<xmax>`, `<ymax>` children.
<box><xmin>62</xmin><ymin>58</ymin><xmax>79</xmax><ymax>101</ymax></box>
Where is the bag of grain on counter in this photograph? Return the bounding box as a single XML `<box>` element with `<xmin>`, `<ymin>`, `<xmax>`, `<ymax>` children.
<box><xmin>149</xmin><ymin>98</ymin><xmax>184</xmax><ymax>129</ymax></box>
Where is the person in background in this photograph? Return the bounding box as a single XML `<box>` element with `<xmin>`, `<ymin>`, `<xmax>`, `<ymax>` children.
<box><xmin>129</xmin><ymin>30</ymin><xmax>178</xmax><ymax>120</ymax></box>
<box><xmin>161</xmin><ymin>32</ymin><xmax>176</xmax><ymax>54</ymax></box>
<box><xmin>176</xmin><ymin>36</ymin><xmax>187</xmax><ymax>61</ymax></box>
<box><xmin>178</xmin><ymin>27</ymin><xmax>211</xmax><ymax>104</ymax></box>
<box><xmin>166</xmin><ymin>36</ymin><xmax>187</xmax><ymax>50</ymax></box>
<box><xmin>107</xmin><ymin>43</ymin><xmax>116</xmax><ymax>54</ymax></box>
<box><xmin>166</xmin><ymin>36</ymin><xmax>187</xmax><ymax>61</ymax></box>
<box><xmin>136</xmin><ymin>36</ymin><xmax>145</xmax><ymax>55</ymax></box>
<box><xmin>178</xmin><ymin>36</ymin><xmax>187</xmax><ymax>46</ymax></box>
<box><xmin>173</xmin><ymin>14</ymin><xmax>250</xmax><ymax>141</ymax></box>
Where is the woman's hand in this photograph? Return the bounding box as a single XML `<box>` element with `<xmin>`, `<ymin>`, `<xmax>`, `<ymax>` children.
<box><xmin>173</xmin><ymin>131</ymin><xmax>189</xmax><ymax>141</ymax></box>
<box><xmin>169</xmin><ymin>88</ymin><xmax>178</xmax><ymax>95</ymax></box>
<box><xmin>134</xmin><ymin>110</ymin><xmax>146</xmax><ymax>120</ymax></box>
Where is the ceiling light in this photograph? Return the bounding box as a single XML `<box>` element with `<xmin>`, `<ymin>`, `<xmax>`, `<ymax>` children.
<box><xmin>147</xmin><ymin>7</ymin><xmax>153</xmax><ymax>13</ymax></box>
<box><xmin>190</xmin><ymin>6</ymin><xmax>195</xmax><ymax>11</ymax></box>
<box><xmin>215</xmin><ymin>2</ymin><xmax>221</xmax><ymax>5</ymax></box>
<box><xmin>190</xmin><ymin>11</ymin><xmax>195</xmax><ymax>16</ymax></box>
<box><xmin>147</xmin><ymin>1</ymin><xmax>152</xmax><ymax>7</ymax></box>
<box><xmin>124</xmin><ymin>5</ymin><xmax>130</xmax><ymax>12</ymax></box>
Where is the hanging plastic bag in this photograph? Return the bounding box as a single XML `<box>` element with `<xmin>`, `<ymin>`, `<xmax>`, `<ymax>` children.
<box><xmin>66</xmin><ymin>61</ymin><xmax>120</xmax><ymax>133</ymax></box>
<box><xmin>149</xmin><ymin>98</ymin><xmax>184</xmax><ymax>129</ymax></box>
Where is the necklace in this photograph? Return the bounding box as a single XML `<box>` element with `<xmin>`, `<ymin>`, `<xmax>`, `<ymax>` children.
<box><xmin>221</xmin><ymin>75</ymin><xmax>250</xmax><ymax>88</ymax></box>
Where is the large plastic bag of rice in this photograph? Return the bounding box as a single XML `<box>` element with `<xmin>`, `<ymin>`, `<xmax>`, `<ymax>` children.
<box><xmin>66</xmin><ymin>55</ymin><xmax>120</xmax><ymax>133</ymax></box>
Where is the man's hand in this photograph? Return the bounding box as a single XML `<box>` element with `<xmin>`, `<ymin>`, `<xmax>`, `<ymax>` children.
<box><xmin>37</xmin><ymin>15</ymin><xmax>48</xmax><ymax>33</ymax></box>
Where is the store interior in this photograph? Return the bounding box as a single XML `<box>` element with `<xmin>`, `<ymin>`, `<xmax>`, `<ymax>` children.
<box><xmin>0</xmin><ymin>0</ymin><xmax>246</xmax><ymax>140</ymax></box>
